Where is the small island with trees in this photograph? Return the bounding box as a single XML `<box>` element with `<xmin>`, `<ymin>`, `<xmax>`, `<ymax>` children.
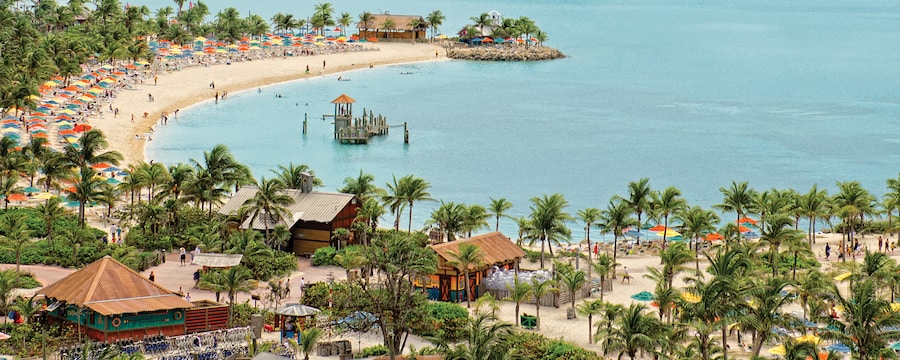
<box><xmin>446</xmin><ymin>11</ymin><xmax>565</xmax><ymax>61</ymax></box>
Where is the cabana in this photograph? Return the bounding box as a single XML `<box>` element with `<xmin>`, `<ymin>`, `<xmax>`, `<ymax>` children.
<box><xmin>424</xmin><ymin>232</ymin><xmax>525</xmax><ymax>302</ymax></box>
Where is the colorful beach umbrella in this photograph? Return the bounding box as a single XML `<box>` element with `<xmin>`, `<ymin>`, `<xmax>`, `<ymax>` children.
<box><xmin>23</xmin><ymin>186</ymin><xmax>40</xmax><ymax>193</ymax></box>
<box><xmin>631</xmin><ymin>291</ymin><xmax>654</xmax><ymax>302</ymax></box>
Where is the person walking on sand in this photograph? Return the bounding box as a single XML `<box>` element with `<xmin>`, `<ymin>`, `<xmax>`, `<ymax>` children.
<box><xmin>323</xmin><ymin>60</ymin><xmax>326</xmax><ymax>69</ymax></box>
<box><xmin>149</xmin><ymin>271</ymin><xmax>155</xmax><ymax>282</ymax></box>
<box><xmin>180</xmin><ymin>247</ymin><xmax>186</xmax><ymax>266</ymax></box>
<box><xmin>215</xmin><ymin>92</ymin><xmax>219</xmax><ymax>104</ymax></box>
<box><xmin>209</xmin><ymin>81</ymin><xmax>215</xmax><ymax>89</ymax></box>
<box><xmin>154</xmin><ymin>75</ymin><xmax>158</xmax><ymax>85</ymax></box>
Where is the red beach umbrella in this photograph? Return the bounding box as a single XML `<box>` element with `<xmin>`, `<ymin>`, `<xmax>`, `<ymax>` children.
<box><xmin>738</xmin><ymin>217</ymin><xmax>758</xmax><ymax>225</ymax></box>
<box><xmin>649</xmin><ymin>225</ymin><xmax>667</xmax><ymax>232</ymax></box>
<box><xmin>705</xmin><ymin>233</ymin><xmax>724</xmax><ymax>241</ymax></box>
<box><xmin>7</xmin><ymin>193</ymin><xmax>27</xmax><ymax>202</ymax></box>
<box><xmin>91</xmin><ymin>163</ymin><xmax>111</xmax><ymax>170</ymax></box>
<box><xmin>73</xmin><ymin>124</ymin><xmax>92</xmax><ymax>132</ymax></box>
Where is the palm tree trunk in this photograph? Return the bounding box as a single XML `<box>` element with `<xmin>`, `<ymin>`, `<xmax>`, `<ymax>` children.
<box><xmin>587</xmin><ymin>315</ymin><xmax>593</xmax><ymax>344</ymax></box>
<box><xmin>408</xmin><ymin>202</ymin><xmax>414</xmax><ymax>233</ymax></box>
<box><xmin>540</xmin><ymin>235</ymin><xmax>546</xmax><ymax>269</ymax></box>
<box><xmin>464</xmin><ymin>269</ymin><xmax>471</xmax><ymax>308</ymax></box>
<box><xmin>721</xmin><ymin>324</ymin><xmax>729</xmax><ymax>360</ymax></box>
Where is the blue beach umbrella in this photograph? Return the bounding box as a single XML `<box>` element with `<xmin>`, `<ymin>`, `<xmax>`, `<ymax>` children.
<box><xmin>23</xmin><ymin>186</ymin><xmax>40</xmax><ymax>193</ymax></box>
<box><xmin>102</xmin><ymin>166</ymin><xmax>121</xmax><ymax>173</ymax></box>
<box><xmin>825</xmin><ymin>343</ymin><xmax>850</xmax><ymax>353</ymax></box>
<box><xmin>107</xmin><ymin>178</ymin><xmax>121</xmax><ymax>185</ymax></box>
<box><xmin>65</xmin><ymin>200</ymin><xmax>81</xmax><ymax>207</ymax></box>
<box><xmin>631</xmin><ymin>291</ymin><xmax>654</xmax><ymax>302</ymax></box>
<box><xmin>890</xmin><ymin>342</ymin><xmax>900</xmax><ymax>351</ymax></box>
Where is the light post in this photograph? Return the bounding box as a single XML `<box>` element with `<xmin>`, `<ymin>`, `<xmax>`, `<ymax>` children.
<box><xmin>326</xmin><ymin>271</ymin><xmax>335</xmax><ymax>336</ymax></box>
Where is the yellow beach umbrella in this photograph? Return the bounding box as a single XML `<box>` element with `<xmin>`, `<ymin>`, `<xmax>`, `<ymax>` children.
<box><xmin>657</xmin><ymin>229</ymin><xmax>682</xmax><ymax>237</ymax></box>
<box><xmin>135</xmin><ymin>60</ymin><xmax>149</xmax><ymax>66</ymax></box>
<box><xmin>215</xmin><ymin>49</ymin><xmax>227</xmax><ymax>53</ymax></box>
<box><xmin>32</xmin><ymin>192</ymin><xmax>55</xmax><ymax>200</ymax></box>
<box><xmin>768</xmin><ymin>345</ymin><xmax>786</xmax><ymax>355</ymax></box>
<box><xmin>680</xmin><ymin>292</ymin><xmax>701</xmax><ymax>303</ymax></box>
<box><xmin>891</xmin><ymin>303</ymin><xmax>900</xmax><ymax>312</ymax></box>
<box><xmin>64</xmin><ymin>137</ymin><xmax>78</xmax><ymax>144</ymax></box>
<box><xmin>193</xmin><ymin>51</ymin><xmax>205</xmax><ymax>56</ymax></box>
<box><xmin>1</xmin><ymin>128</ymin><xmax>19</xmax><ymax>133</ymax></box>
<box><xmin>834</xmin><ymin>272</ymin><xmax>852</xmax><ymax>281</ymax></box>
<box><xmin>194</xmin><ymin>36</ymin><xmax>207</xmax><ymax>42</ymax></box>
<box><xmin>794</xmin><ymin>334</ymin><xmax>820</xmax><ymax>344</ymax></box>
<box><xmin>43</xmin><ymin>80</ymin><xmax>58</xmax><ymax>87</ymax></box>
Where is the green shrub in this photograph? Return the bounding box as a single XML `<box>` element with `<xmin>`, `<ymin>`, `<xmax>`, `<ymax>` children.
<box><xmin>410</xmin><ymin>302</ymin><xmax>469</xmax><ymax>342</ymax></box>
<box><xmin>524</xmin><ymin>248</ymin><xmax>542</xmax><ymax>263</ymax></box>
<box><xmin>503</xmin><ymin>331</ymin><xmax>603</xmax><ymax>360</ymax></box>
<box><xmin>312</xmin><ymin>246</ymin><xmax>337</xmax><ymax>266</ymax></box>
<box><xmin>231</xmin><ymin>302</ymin><xmax>273</xmax><ymax>327</ymax></box>
<box><xmin>357</xmin><ymin>344</ymin><xmax>388</xmax><ymax>358</ymax></box>
<box><xmin>244</xmin><ymin>250</ymin><xmax>298</xmax><ymax>281</ymax></box>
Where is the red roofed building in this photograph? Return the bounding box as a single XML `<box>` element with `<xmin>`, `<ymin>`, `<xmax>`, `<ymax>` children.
<box><xmin>425</xmin><ymin>232</ymin><xmax>525</xmax><ymax>302</ymax></box>
<box><xmin>39</xmin><ymin>256</ymin><xmax>195</xmax><ymax>341</ymax></box>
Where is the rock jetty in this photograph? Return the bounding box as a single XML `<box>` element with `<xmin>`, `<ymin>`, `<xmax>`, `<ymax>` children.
<box><xmin>446</xmin><ymin>46</ymin><xmax>565</xmax><ymax>61</ymax></box>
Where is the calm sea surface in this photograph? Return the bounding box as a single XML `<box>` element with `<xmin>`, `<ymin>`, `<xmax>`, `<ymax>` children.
<box><xmin>144</xmin><ymin>0</ymin><xmax>900</xmax><ymax>238</ymax></box>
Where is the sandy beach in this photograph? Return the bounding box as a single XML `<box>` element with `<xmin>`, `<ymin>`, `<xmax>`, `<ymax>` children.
<box><xmin>87</xmin><ymin>42</ymin><xmax>445</xmax><ymax>166</ymax></box>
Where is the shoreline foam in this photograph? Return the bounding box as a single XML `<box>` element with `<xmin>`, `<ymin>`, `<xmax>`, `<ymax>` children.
<box><xmin>86</xmin><ymin>42</ymin><xmax>444</xmax><ymax>167</ymax></box>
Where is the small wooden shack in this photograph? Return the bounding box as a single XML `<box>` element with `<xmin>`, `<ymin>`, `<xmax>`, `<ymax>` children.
<box><xmin>356</xmin><ymin>14</ymin><xmax>427</xmax><ymax>40</ymax></box>
<box><xmin>425</xmin><ymin>232</ymin><xmax>525</xmax><ymax>302</ymax></box>
<box><xmin>39</xmin><ymin>256</ymin><xmax>195</xmax><ymax>341</ymax></box>
<box><xmin>218</xmin><ymin>182</ymin><xmax>360</xmax><ymax>255</ymax></box>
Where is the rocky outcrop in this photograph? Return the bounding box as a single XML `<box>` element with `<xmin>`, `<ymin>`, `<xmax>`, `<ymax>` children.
<box><xmin>446</xmin><ymin>46</ymin><xmax>565</xmax><ymax>61</ymax></box>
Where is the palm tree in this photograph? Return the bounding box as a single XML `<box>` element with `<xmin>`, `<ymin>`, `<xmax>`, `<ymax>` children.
<box><xmin>577</xmin><ymin>207</ymin><xmax>602</xmax><ymax>279</ymax></box>
<box><xmin>287</xmin><ymin>327</ymin><xmax>323</xmax><ymax>360</ymax></box>
<box><xmin>337</xmin><ymin>12</ymin><xmax>352</xmax><ymax>35</ymax></box>
<box><xmin>190</xmin><ymin>144</ymin><xmax>251</xmax><ymax>214</ymax></box>
<box><xmin>675</xmin><ymin>205</ymin><xmax>720</xmax><ymax>271</ymax></box>
<box><xmin>426</xmin><ymin>201</ymin><xmax>465</xmax><ymax>242</ymax></box>
<box><xmin>715</xmin><ymin>180</ymin><xmax>756</xmax><ymax>244</ymax></box>
<box><xmin>36</xmin><ymin>197</ymin><xmax>66</xmax><ymax>245</ymax></box>
<box><xmin>504</xmin><ymin>274</ymin><xmax>532</xmax><ymax>326</ymax></box>
<box><xmin>313</xmin><ymin>2</ymin><xmax>334</xmax><ymax>35</ymax></box>
<box><xmin>657</xmin><ymin>241</ymin><xmax>695</xmax><ymax>289</ymax></box>
<box><xmin>792</xmin><ymin>271</ymin><xmax>828</xmax><ymax>333</ymax></box>
<box><xmin>740</xmin><ymin>276</ymin><xmax>794</xmax><ymax>357</ymax></box>
<box><xmin>528</xmin><ymin>193</ymin><xmax>572</xmax><ymax>268</ymax></box>
<box><xmin>97</xmin><ymin>183</ymin><xmax>121</xmax><ymax>219</ymax></box>
<box><xmin>487</xmin><ymin>197</ymin><xmax>512</xmax><ymax>232</ymax></box>
<box><xmin>64</xmin><ymin>129</ymin><xmax>123</xmax><ymax>170</ymax></box>
<box><xmin>382</xmin><ymin>175</ymin><xmax>405</xmax><ymax>230</ymax></box>
<box><xmin>426</xmin><ymin>10</ymin><xmax>445</xmax><ymax>40</ymax></box>
<box><xmin>618</xmin><ymin>177</ymin><xmax>652</xmax><ymax>232</ymax></box>
<box><xmin>469</xmin><ymin>13</ymin><xmax>491</xmax><ymax>36</ymax></box>
<box><xmin>832</xmin><ymin>181</ymin><xmax>875</xmax><ymax>260</ymax></box>
<box><xmin>199</xmin><ymin>266</ymin><xmax>253</xmax><ymax>323</ymax></box>
<box><xmin>558</xmin><ymin>268</ymin><xmax>587</xmax><ymax>316</ymax></box>
<box><xmin>801</xmin><ymin>184</ymin><xmax>831</xmax><ymax>244</ymax></box>
<box><xmin>596</xmin><ymin>303</ymin><xmax>665</xmax><ymax>360</ymax></box>
<box><xmin>759</xmin><ymin>214</ymin><xmax>804</xmax><ymax>277</ymax></box>
<box><xmin>598</xmin><ymin>198</ymin><xmax>638</xmax><ymax>276</ymax></box>
<box><xmin>650</xmin><ymin>186</ymin><xmax>687</xmax><ymax>250</ymax></box>
<box><xmin>577</xmin><ymin>299</ymin><xmax>604</xmax><ymax>344</ymax></box>
<box><xmin>822</xmin><ymin>279</ymin><xmax>900</xmax><ymax>360</ymax></box>
<box><xmin>339</xmin><ymin>169</ymin><xmax>379</xmax><ymax>200</ymax></box>
<box><xmin>592</xmin><ymin>253</ymin><xmax>618</xmax><ymax>302</ymax></box>
<box><xmin>358</xmin><ymin>12</ymin><xmax>375</xmax><ymax>37</ymax></box>
<box><xmin>240</xmin><ymin>178</ymin><xmax>293</xmax><ymax>242</ymax></box>
<box><xmin>379</xmin><ymin>18</ymin><xmax>395</xmax><ymax>39</ymax></box>
<box><xmin>398</xmin><ymin>175</ymin><xmax>433</xmax><ymax>233</ymax></box>
<box><xmin>273</xmin><ymin>162</ymin><xmax>322</xmax><ymax>189</ymax></box>
<box><xmin>39</xmin><ymin>152</ymin><xmax>73</xmax><ymax>192</ymax></box>
<box><xmin>0</xmin><ymin>213</ymin><xmax>32</xmax><ymax>272</ymax></box>
<box><xmin>446</xmin><ymin>243</ymin><xmax>483</xmax><ymax>308</ymax></box>
<box><xmin>442</xmin><ymin>309</ymin><xmax>516</xmax><ymax>360</ymax></box>
<box><xmin>705</xmin><ymin>247</ymin><xmax>751</xmax><ymax>360</ymax></box>
<box><xmin>462</xmin><ymin>204</ymin><xmax>490</xmax><ymax>237</ymax></box>
<box><xmin>530</xmin><ymin>277</ymin><xmax>557</xmax><ymax>331</ymax></box>
<box><xmin>355</xmin><ymin>197</ymin><xmax>385</xmax><ymax>237</ymax></box>
<box><xmin>0</xmin><ymin>174</ymin><xmax>22</xmax><ymax>210</ymax></box>
<box><xmin>69</xmin><ymin>167</ymin><xmax>105</xmax><ymax>227</ymax></box>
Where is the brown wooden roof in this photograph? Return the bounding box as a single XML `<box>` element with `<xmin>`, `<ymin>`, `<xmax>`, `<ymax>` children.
<box><xmin>429</xmin><ymin>232</ymin><xmax>525</xmax><ymax>270</ymax></box>
<box><xmin>356</xmin><ymin>15</ymin><xmax>426</xmax><ymax>31</ymax></box>
<box><xmin>331</xmin><ymin>93</ymin><xmax>356</xmax><ymax>104</ymax></box>
<box><xmin>39</xmin><ymin>256</ymin><xmax>193</xmax><ymax>315</ymax></box>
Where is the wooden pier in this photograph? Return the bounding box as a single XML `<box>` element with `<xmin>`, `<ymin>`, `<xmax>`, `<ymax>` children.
<box><xmin>326</xmin><ymin>93</ymin><xmax>404</xmax><ymax>144</ymax></box>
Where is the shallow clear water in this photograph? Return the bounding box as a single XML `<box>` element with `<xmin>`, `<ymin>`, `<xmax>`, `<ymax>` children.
<box><xmin>145</xmin><ymin>0</ymin><xmax>900</xmax><ymax>237</ymax></box>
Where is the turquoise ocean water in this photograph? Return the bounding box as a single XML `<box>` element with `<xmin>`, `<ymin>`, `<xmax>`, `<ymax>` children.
<box><xmin>144</xmin><ymin>0</ymin><xmax>900</xmax><ymax>238</ymax></box>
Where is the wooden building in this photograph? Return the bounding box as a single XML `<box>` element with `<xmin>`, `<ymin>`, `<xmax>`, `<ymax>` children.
<box><xmin>39</xmin><ymin>256</ymin><xmax>196</xmax><ymax>341</ymax></box>
<box><xmin>424</xmin><ymin>232</ymin><xmax>525</xmax><ymax>302</ymax></box>
<box><xmin>356</xmin><ymin>14</ymin><xmax>427</xmax><ymax>40</ymax></box>
<box><xmin>218</xmin><ymin>180</ymin><xmax>360</xmax><ymax>255</ymax></box>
